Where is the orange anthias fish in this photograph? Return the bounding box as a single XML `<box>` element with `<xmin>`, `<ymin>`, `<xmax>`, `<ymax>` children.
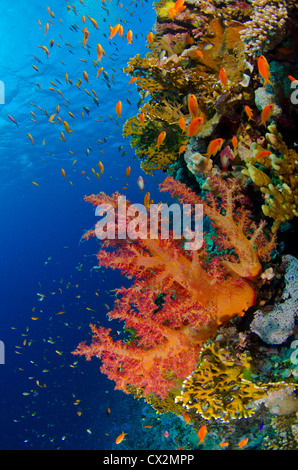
<box><xmin>157</xmin><ymin>131</ymin><xmax>166</xmax><ymax>148</ymax></box>
<box><xmin>257</xmin><ymin>55</ymin><xmax>273</xmax><ymax>87</ymax></box>
<box><xmin>288</xmin><ymin>75</ymin><xmax>298</xmax><ymax>82</ymax></box>
<box><xmin>219</xmin><ymin>441</ymin><xmax>229</xmax><ymax>448</ymax></box>
<box><xmin>126</xmin><ymin>30</ymin><xmax>133</xmax><ymax>45</ymax></box>
<box><xmin>115</xmin><ymin>431</ymin><xmax>127</xmax><ymax>445</ymax></box>
<box><xmin>244</xmin><ymin>105</ymin><xmax>253</xmax><ymax>121</ymax></box>
<box><xmin>144</xmin><ymin>191</ymin><xmax>150</xmax><ymax>209</ymax></box>
<box><xmin>179</xmin><ymin>117</ymin><xmax>186</xmax><ymax>132</ymax></box>
<box><xmin>188</xmin><ymin>94</ymin><xmax>199</xmax><ymax>119</ymax></box>
<box><xmin>169</xmin><ymin>0</ymin><xmax>186</xmax><ymax>17</ymax></box>
<box><xmin>197</xmin><ymin>425</ymin><xmax>207</xmax><ymax>446</ymax></box>
<box><xmin>83</xmin><ymin>71</ymin><xmax>89</xmax><ymax>83</ymax></box>
<box><xmin>61</xmin><ymin>168</ymin><xmax>66</xmax><ymax>178</ymax></box>
<box><xmin>147</xmin><ymin>32</ymin><xmax>154</xmax><ymax>43</ymax></box>
<box><xmin>96</xmin><ymin>44</ymin><xmax>105</xmax><ymax>62</ymax></box>
<box><xmin>126</xmin><ymin>166</ymin><xmax>131</xmax><ymax>177</ymax></box>
<box><xmin>232</xmin><ymin>135</ymin><xmax>237</xmax><ymax>150</ymax></box>
<box><xmin>238</xmin><ymin>437</ymin><xmax>248</xmax><ymax>449</ymax></box>
<box><xmin>219</xmin><ymin>67</ymin><xmax>227</xmax><ymax>87</ymax></box>
<box><xmin>256</xmin><ymin>149</ymin><xmax>271</xmax><ymax>159</ymax></box>
<box><xmin>259</xmin><ymin>103</ymin><xmax>274</xmax><ymax>127</ymax></box>
<box><xmin>116</xmin><ymin>100</ymin><xmax>122</xmax><ymax>117</ymax></box>
<box><xmin>28</xmin><ymin>133</ymin><xmax>34</xmax><ymax>145</ymax></box>
<box><xmin>183</xmin><ymin>412</ymin><xmax>190</xmax><ymax>425</ymax></box>
<box><xmin>187</xmin><ymin>116</ymin><xmax>204</xmax><ymax>137</ymax></box>
<box><xmin>98</xmin><ymin>161</ymin><xmax>104</xmax><ymax>174</ymax></box>
<box><xmin>179</xmin><ymin>144</ymin><xmax>186</xmax><ymax>154</ymax></box>
<box><xmin>206</xmin><ymin>138</ymin><xmax>224</xmax><ymax>158</ymax></box>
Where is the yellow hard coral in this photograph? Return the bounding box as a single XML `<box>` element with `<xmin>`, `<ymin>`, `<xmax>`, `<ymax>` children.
<box><xmin>175</xmin><ymin>340</ymin><xmax>291</xmax><ymax>422</ymax></box>
<box><xmin>241</xmin><ymin>126</ymin><xmax>298</xmax><ymax>233</ymax></box>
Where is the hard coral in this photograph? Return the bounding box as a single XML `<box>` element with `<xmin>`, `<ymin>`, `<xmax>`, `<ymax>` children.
<box><xmin>239</xmin><ymin>0</ymin><xmax>288</xmax><ymax>57</ymax></box>
<box><xmin>176</xmin><ymin>338</ymin><xmax>295</xmax><ymax>422</ymax></box>
<box><xmin>73</xmin><ymin>176</ymin><xmax>275</xmax><ymax>399</ymax></box>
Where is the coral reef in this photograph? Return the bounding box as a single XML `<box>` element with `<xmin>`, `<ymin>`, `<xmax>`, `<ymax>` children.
<box><xmin>77</xmin><ymin>0</ymin><xmax>298</xmax><ymax>450</ymax></box>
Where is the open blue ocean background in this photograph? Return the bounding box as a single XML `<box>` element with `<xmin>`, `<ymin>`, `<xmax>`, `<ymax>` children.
<box><xmin>0</xmin><ymin>0</ymin><xmax>172</xmax><ymax>450</ymax></box>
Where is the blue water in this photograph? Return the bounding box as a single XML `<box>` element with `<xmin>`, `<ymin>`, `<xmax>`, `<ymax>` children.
<box><xmin>0</xmin><ymin>0</ymin><xmax>168</xmax><ymax>449</ymax></box>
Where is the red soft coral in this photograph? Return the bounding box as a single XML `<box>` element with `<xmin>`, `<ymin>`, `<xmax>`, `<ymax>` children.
<box><xmin>73</xmin><ymin>176</ymin><xmax>274</xmax><ymax>399</ymax></box>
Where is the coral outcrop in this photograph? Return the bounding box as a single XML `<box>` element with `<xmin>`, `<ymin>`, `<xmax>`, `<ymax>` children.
<box><xmin>74</xmin><ymin>175</ymin><xmax>275</xmax><ymax>399</ymax></box>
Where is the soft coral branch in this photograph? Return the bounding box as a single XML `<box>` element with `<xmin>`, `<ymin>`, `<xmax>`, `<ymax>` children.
<box><xmin>74</xmin><ymin>175</ymin><xmax>274</xmax><ymax>399</ymax></box>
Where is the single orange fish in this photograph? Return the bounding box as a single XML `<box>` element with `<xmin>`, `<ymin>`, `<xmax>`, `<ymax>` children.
<box><xmin>188</xmin><ymin>94</ymin><xmax>199</xmax><ymax>119</ymax></box>
<box><xmin>83</xmin><ymin>71</ymin><xmax>89</xmax><ymax>83</ymax></box>
<box><xmin>219</xmin><ymin>67</ymin><xmax>227</xmax><ymax>87</ymax></box>
<box><xmin>116</xmin><ymin>100</ymin><xmax>122</xmax><ymax>117</ymax></box>
<box><xmin>183</xmin><ymin>412</ymin><xmax>190</xmax><ymax>425</ymax></box>
<box><xmin>219</xmin><ymin>441</ymin><xmax>229</xmax><ymax>448</ymax></box>
<box><xmin>28</xmin><ymin>133</ymin><xmax>34</xmax><ymax>145</ymax></box>
<box><xmin>157</xmin><ymin>131</ymin><xmax>166</xmax><ymax>148</ymax></box>
<box><xmin>255</xmin><ymin>149</ymin><xmax>271</xmax><ymax>159</ymax></box>
<box><xmin>259</xmin><ymin>103</ymin><xmax>274</xmax><ymax>127</ymax></box>
<box><xmin>96</xmin><ymin>44</ymin><xmax>105</xmax><ymax>61</ymax></box>
<box><xmin>115</xmin><ymin>431</ymin><xmax>127</xmax><ymax>445</ymax></box>
<box><xmin>147</xmin><ymin>32</ymin><xmax>154</xmax><ymax>43</ymax></box>
<box><xmin>238</xmin><ymin>437</ymin><xmax>248</xmax><ymax>449</ymax></box>
<box><xmin>128</xmin><ymin>76</ymin><xmax>138</xmax><ymax>84</ymax></box>
<box><xmin>61</xmin><ymin>168</ymin><xmax>66</xmax><ymax>178</ymax></box>
<box><xmin>139</xmin><ymin>112</ymin><xmax>145</xmax><ymax>123</ymax></box>
<box><xmin>288</xmin><ymin>75</ymin><xmax>298</xmax><ymax>82</ymax></box>
<box><xmin>244</xmin><ymin>105</ymin><xmax>253</xmax><ymax>120</ymax></box>
<box><xmin>126</xmin><ymin>166</ymin><xmax>131</xmax><ymax>177</ymax></box>
<box><xmin>187</xmin><ymin>116</ymin><xmax>204</xmax><ymax>136</ymax></box>
<box><xmin>144</xmin><ymin>191</ymin><xmax>150</xmax><ymax>209</ymax></box>
<box><xmin>258</xmin><ymin>55</ymin><xmax>273</xmax><ymax>87</ymax></box>
<box><xmin>196</xmin><ymin>50</ymin><xmax>203</xmax><ymax>59</ymax></box>
<box><xmin>179</xmin><ymin>144</ymin><xmax>186</xmax><ymax>154</ymax></box>
<box><xmin>232</xmin><ymin>135</ymin><xmax>237</xmax><ymax>150</ymax></box>
<box><xmin>197</xmin><ymin>425</ymin><xmax>207</xmax><ymax>446</ymax></box>
<box><xmin>206</xmin><ymin>138</ymin><xmax>224</xmax><ymax>158</ymax></box>
<box><xmin>179</xmin><ymin>117</ymin><xmax>186</xmax><ymax>131</ymax></box>
<box><xmin>98</xmin><ymin>161</ymin><xmax>104</xmax><ymax>174</ymax></box>
<box><xmin>90</xmin><ymin>17</ymin><xmax>98</xmax><ymax>29</ymax></box>
<box><xmin>126</xmin><ymin>30</ymin><xmax>133</xmax><ymax>45</ymax></box>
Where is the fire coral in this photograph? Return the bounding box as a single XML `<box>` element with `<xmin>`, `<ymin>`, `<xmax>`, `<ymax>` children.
<box><xmin>73</xmin><ymin>176</ymin><xmax>275</xmax><ymax>399</ymax></box>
